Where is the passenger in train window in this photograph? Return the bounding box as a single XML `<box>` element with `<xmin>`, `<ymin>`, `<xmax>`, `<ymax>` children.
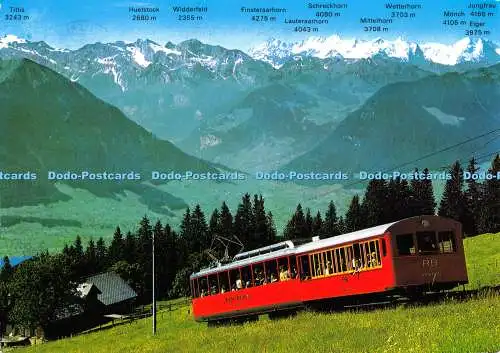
<box><xmin>370</xmin><ymin>252</ymin><xmax>378</xmax><ymax>267</ymax></box>
<box><xmin>352</xmin><ymin>258</ymin><xmax>360</xmax><ymax>272</ymax></box>
<box><xmin>290</xmin><ymin>266</ymin><xmax>297</xmax><ymax>279</ymax></box>
<box><xmin>325</xmin><ymin>260</ymin><xmax>332</xmax><ymax>275</ymax></box>
<box><xmin>201</xmin><ymin>289</ymin><xmax>206</xmax><ymax>297</ymax></box>
<box><xmin>254</xmin><ymin>270</ymin><xmax>263</xmax><ymax>285</ymax></box>
<box><xmin>279</xmin><ymin>266</ymin><xmax>289</xmax><ymax>281</ymax></box>
<box><xmin>220</xmin><ymin>285</ymin><xmax>226</xmax><ymax>294</ymax></box>
<box><xmin>270</xmin><ymin>273</ymin><xmax>278</xmax><ymax>283</ymax></box>
<box><xmin>236</xmin><ymin>275</ymin><xmax>243</xmax><ymax>290</ymax></box>
<box><xmin>210</xmin><ymin>284</ymin><xmax>217</xmax><ymax>294</ymax></box>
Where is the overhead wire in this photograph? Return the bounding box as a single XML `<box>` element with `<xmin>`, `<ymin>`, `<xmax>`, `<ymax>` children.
<box><xmin>307</xmin><ymin>127</ymin><xmax>500</xmax><ymax>201</ymax></box>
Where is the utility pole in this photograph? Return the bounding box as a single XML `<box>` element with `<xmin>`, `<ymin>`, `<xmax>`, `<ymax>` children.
<box><xmin>152</xmin><ymin>229</ymin><xmax>157</xmax><ymax>335</ymax></box>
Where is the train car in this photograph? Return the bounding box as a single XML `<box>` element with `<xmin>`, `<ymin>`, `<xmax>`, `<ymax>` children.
<box><xmin>190</xmin><ymin>215</ymin><xmax>468</xmax><ymax>323</ymax></box>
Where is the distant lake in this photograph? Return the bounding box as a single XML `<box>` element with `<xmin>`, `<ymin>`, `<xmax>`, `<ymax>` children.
<box><xmin>0</xmin><ymin>256</ymin><xmax>32</xmax><ymax>267</ymax></box>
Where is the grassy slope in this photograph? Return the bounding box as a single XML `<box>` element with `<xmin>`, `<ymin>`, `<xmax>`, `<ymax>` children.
<box><xmin>17</xmin><ymin>233</ymin><xmax>500</xmax><ymax>353</ymax></box>
<box><xmin>21</xmin><ymin>294</ymin><xmax>500</xmax><ymax>353</ymax></box>
<box><xmin>463</xmin><ymin>233</ymin><xmax>500</xmax><ymax>290</ymax></box>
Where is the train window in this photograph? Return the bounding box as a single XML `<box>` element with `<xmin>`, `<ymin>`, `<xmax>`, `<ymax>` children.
<box><xmin>241</xmin><ymin>266</ymin><xmax>252</xmax><ymax>288</ymax></box>
<box><xmin>334</xmin><ymin>248</ymin><xmax>343</xmax><ymax>273</ymax></box>
<box><xmin>340</xmin><ymin>248</ymin><xmax>347</xmax><ymax>272</ymax></box>
<box><xmin>371</xmin><ymin>241</ymin><xmax>381</xmax><ymax>266</ymax></box>
<box><xmin>200</xmin><ymin>277</ymin><xmax>209</xmax><ymax>297</ymax></box>
<box><xmin>345</xmin><ymin>246</ymin><xmax>354</xmax><ymax>271</ymax></box>
<box><xmin>312</xmin><ymin>253</ymin><xmax>320</xmax><ymax>277</ymax></box>
<box><xmin>396</xmin><ymin>233</ymin><xmax>415</xmax><ymax>256</ymax></box>
<box><xmin>278</xmin><ymin>257</ymin><xmax>289</xmax><ymax>281</ymax></box>
<box><xmin>381</xmin><ymin>239</ymin><xmax>387</xmax><ymax>256</ymax></box>
<box><xmin>417</xmin><ymin>231</ymin><xmax>439</xmax><ymax>254</ymax></box>
<box><xmin>300</xmin><ymin>256</ymin><xmax>311</xmax><ymax>280</ymax></box>
<box><xmin>353</xmin><ymin>243</ymin><xmax>361</xmax><ymax>270</ymax></box>
<box><xmin>208</xmin><ymin>274</ymin><xmax>218</xmax><ymax>295</ymax></box>
<box><xmin>325</xmin><ymin>251</ymin><xmax>333</xmax><ymax>275</ymax></box>
<box><xmin>438</xmin><ymin>231</ymin><xmax>456</xmax><ymax>253</ymax></box>
<box><xmin>219</xmin><ymin>271</ymin><xmax>229</xmax><ymax>293</ymax></box>
<box><xmin>265</xmin><ymin>259</ymin><xmax>278</xmax><ymax>283</ymax></box>
<box><xmin>252</xmin><ymin>263</ymin><xmax>265</xmax><ymax>286</ymax></box>
<box><xmin>192</xmin><ymin>278</ymin><xmax>199</xmax><ymax>298</ymax></box>
<box><xmin>289</xmin><ymin>255</ymin><xmax>297</xmax><ymax>278</ymax></box>
<box><xmin>229</xmin><ymin>268</ymin><xmax>241</xmax><ymax>290</ymax></box>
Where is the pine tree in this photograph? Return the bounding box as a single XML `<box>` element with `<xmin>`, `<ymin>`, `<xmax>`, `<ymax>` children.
<box><xmin>420</xmin><ymin>168</ymin><xmax>437</xmax><ymax>215</ymax></box>
<box><xmin>208</xmin><ymin>208</ymin><xmax>220</xmax><ymax>240</ymax></box>
<box><xmin>479</xmin><ymin>154</ymin><xmax>500</xmax><ymax>233</ymax></box>
<box><xmin>233</xmin><ymin>194</ymin><xmax>255</xmax><ymax>249</ymax></box>
<box><xmin>438</xmin><ymin>161</ymin><xmax>466</xmax><ymax>223</ymax></box>
<box><xmin>95</xmin><ymin>237</ymin><xmax>107</xmax><ymax>272</ymax></box>
<box><xmin>305</xmin><ymin>208</ymin><xmax>313</xmax><ymax>236</ymax></box>
<box><xmin>85</xmin><ymin>239</ymin><xmax>97</xmax><ymax>274</ymax></box>
<box><xmin>283</xmin><ymin>204</ymin><xmax>307</xmax><ymax>240</ymax></box>
<box><xmin>219</xmin><ymin>202</ymin><xmax>233</xmax><ymax>240</ymax></box>
<box><xmin>410</xmin><ymin>168</ymin><xmax>436</xmax><ymax>216</ymax></box>
<box><xmin>312</xmin><ymin>211</ymin><xmax>323</xmax><ymax>238</ymax></box>
<box><xmin>266</xmin><ymin>211</ymin><xmax>277</xmax><ymax>245</ymax></box>
<box><xmin>253</xmin><ymin>195</ymin><xmax>269</xmax><ymax>248</ymax></box>
<box><xmin>137</xmin><ymin>216</ymin><xmax>154</xmax><ymax>299</ymax></box>
<box><xmin>74</xmin><ymin>235</ymin><xmax>84</xmax><ymax>259</ymax></box>
<box><xmin>164</xmin><ymin>224</ymin><xmax>178</xmax><ymax>294</ymax></box>
<box><xmin>345</xmin><ymin>195</ymin><xmax>364</xmax><ymax>232</ymax></box>
<box><xmin>463</xmin><ymin>157</ymin><xmax>482</xmax><ymax>235</ymax></box>
<box><xmin>190</xmin><ymin>204</ymin><xmax>209</xmax><ymax>254</ymax></box>
<box><xmin>123</xmin><ymin>231</ymin><xmax>136</xmax><ymax>264</ymax></box>
<box><xmin>108</xmin><ymin>226</ymin><xmax>124</xmax><ymax>265</ymax></box>
<box><xmin>337</xmin><ymin>216</ymin><xmax>346</xmax><ymax>234</ymax></box>
<box><xmin>387</xmin><ymin>177</ymin><xmax>412</xmax><ymax>221</ymax></box>
<box><xmin>361</xmin><ymin>180</ymin><xmax>389</xmax><ymax>226</ymax></box>
<box><xmin>321</xmin><ymin>201</ymin><xmax>338</xmax><ymax>237</ymax></box>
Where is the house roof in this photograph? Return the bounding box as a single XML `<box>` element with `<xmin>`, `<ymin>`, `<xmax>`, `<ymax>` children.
<box><xmin>85</xmin><ymin>272</ymin><xmax>137</xmax><ymax>306</ymax></box>
<box><xmin>76</xmin><ymin>283</ymin><xmax>101</xmax><ymax>298</ymax></box>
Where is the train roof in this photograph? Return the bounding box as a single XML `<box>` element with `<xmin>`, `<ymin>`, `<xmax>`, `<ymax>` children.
<box><xmin>190</xmin><ymin>220</ymin><xmax>398</xmax><ymax>279</ymax></box>
<box><xmin>190</xmin><ymin>215</ymin><xmax>455</xmax><ymax>279</ymax></box>
<box><xmin>293</xmin><ymin>220</ymin><xmax>398</xmax><ymax>255</ymax></box>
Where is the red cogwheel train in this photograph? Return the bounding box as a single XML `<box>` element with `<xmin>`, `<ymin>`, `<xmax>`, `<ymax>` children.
<box><xmin>190</xmin><ymin>215</ymin><xmax>468</xmax><ymax>322</ymax></box>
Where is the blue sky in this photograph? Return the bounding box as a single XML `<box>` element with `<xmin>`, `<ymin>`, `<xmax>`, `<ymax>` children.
<box><xmin>1</xmin><ymin>0</ymin><xmax>499</xmax><ymax>50</ymax></box>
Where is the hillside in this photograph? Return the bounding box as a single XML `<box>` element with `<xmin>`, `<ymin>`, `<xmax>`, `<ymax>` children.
<box><xmin>285</xmin><ymin>63</ymin><xmax>500</xmax><ymax>173</ymax></box>
<box><xmin>0</xmin><ymin>58</ymin><xmax>216</xmax><ymax>210</ymax></box>
<box><xmin>15</xmin><ymin>233</ymin><xmax>500</xmax><ymax>353</ymax></box>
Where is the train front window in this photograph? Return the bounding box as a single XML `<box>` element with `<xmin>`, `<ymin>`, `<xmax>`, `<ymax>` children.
<box><xmin>438</xmin><ymin>231</ymin><xmax>456</xmax><ymax>253</ymax></box>
<box><xmin>396</xmin><ymin>233</ymin><xmax>415</xmax><ymax>256</ymax></box>
<box><xmin>200</xmin><ymin>277</ymin><xmax>209</xmax><ymax>297</ymax></box>
<box><xmin>193</xmin><ymin>278</ymin><xmax>200</xmax><ymax>298</ymax></box>
<box><xmin>208</xmin><ymin>274</ymin><xmax>218</xmax><ymax>295</ymax></box>
<box><xmin>417</xmin><ymin>231</ymin><xmax>439</xmax><ymax>254</ymax></box>
<box><xmin>300</xmin><ymin>255</ymin><xmax>311</xmax><ymax>280</ymax></box>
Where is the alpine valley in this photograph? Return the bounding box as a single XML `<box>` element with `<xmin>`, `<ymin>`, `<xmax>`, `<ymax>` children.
<box><xmin>0</xmin><ymin>34</ymin><xmax>499</xmax><ymax>254</ymax></box>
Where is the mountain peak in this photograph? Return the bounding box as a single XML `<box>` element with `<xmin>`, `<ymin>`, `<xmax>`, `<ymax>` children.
<box><xmin>0</xmin><ymin>34</ymin><xmax>27</xmax><ymax>49</ymax></box>
<box><xmin>249</xmin><ymin>35</ymin><xmax>500</xmax><ymax>67</ymax></box>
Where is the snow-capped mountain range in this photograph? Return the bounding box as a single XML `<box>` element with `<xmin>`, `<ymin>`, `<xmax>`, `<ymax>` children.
<box><xmin>1</xmin><ymin>34</ymin><xmax>500</xmax><ymax>77</ymax></box>
<box><xmin>248</xmin><ymin>35</ymin><xmax>500</xmax><ymax>68</ymax></box>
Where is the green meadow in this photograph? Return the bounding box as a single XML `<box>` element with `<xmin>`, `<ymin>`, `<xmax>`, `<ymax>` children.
<box><xmin>16</xmin><ymin>233</ymin><xmax>500</xmax><ymax>353</ymax></box>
